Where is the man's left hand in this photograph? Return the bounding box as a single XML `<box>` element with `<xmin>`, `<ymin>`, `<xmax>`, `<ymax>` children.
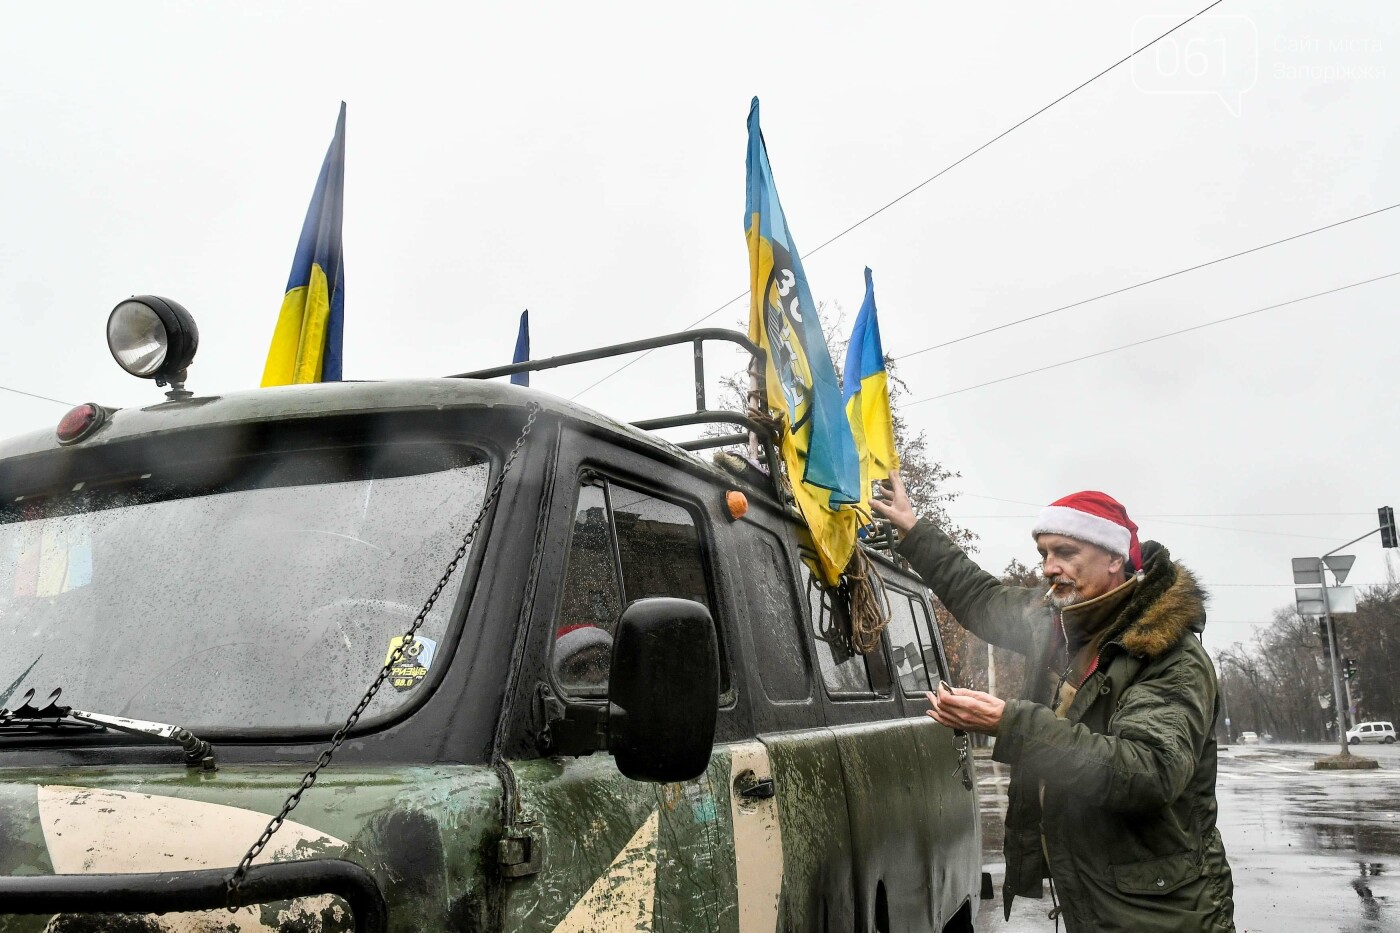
<box><xmin>926</xmin><ymin>687</ymin><xmax>1005</xmax><ymax>735</ymax></box>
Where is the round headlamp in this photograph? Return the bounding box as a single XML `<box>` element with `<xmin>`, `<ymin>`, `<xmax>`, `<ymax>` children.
<box><xmin>107</xmin><ymin>296</ymin><xmax>199</xmax><ymax>383</ymax></box>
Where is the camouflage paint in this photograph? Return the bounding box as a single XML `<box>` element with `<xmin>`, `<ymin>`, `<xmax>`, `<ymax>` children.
<box><xmin>499</xmin><ymin>750</ymin><xmax>738</xmax><ymax>932</ymax></box>
<box><xmin>761</xmin><ymin>728</ymin><xmax>857</xmax><ymax>930</ymax></box>
<box><xmin>830</xmin><ymin>717</ymin><xmax>978</xmax><ymax>930</ymax></box>
<box><xmin>0</xmin><ymin>764</ymin><xmax>504</xmax><ymax>933</ymax></box>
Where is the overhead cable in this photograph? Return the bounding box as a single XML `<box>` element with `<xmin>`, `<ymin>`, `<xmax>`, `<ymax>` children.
<box><xmin>904</xmin><ymin>271</ymin><xmax>1400</xmax><ymax>406</ymax></box>
<box><xmin>957</xmin><ymin>494</ymin><xmax>1374</xmax><ymax>518</ymax></box>
<box><xmin>894</xmin><ymin>202</ymin><xmax>1400</xmax><ymax>362</ymax></box>
<box><xmin>568</xmin><ymin>0</ymin><xmax>1227</xmax><ymax>402</ymax></box>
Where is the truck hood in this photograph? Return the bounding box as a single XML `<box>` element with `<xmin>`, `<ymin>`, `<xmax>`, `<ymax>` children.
<box><xmin>0</xmin><ymin>764</ymin><xmax>503</xmax><ymax>931</ymax></box>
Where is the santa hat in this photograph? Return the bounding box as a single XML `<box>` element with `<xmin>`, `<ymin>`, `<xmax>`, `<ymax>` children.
<box><xmin>1032</xmin><ymin>491</ymin><xmax>1141</xmax><ymax>571</ymax></box>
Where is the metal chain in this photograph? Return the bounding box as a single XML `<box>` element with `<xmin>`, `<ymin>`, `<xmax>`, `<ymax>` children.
<box><xmin>226</xmin><ymin>402</ymin><xmax>540</xmax><ymax>910</ymax></box>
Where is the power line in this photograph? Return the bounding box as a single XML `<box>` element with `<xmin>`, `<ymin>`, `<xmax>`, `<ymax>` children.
<box><xmin>0</xmin><ymin>385</ymin><xmax>75</xmax><ymax>408</ymax></box>
<box><xmin>569</xmin><ymin>0</ymin><xmax>1227</xmax><ymax>402</ymax></box>
<box><xmin>950</xmin><ymin>494</ymin><xmax>1365</xmax><ymax>540</ymax></box>
<box><xmin>952</xmin><ymin>512</ymin><xmax>1371</xmax><ymax>518</ymax></box>
<box><xmin>1206</xmin><ymin>583</ymin><xmax>1386</xmax><ymax>588</ymax></box>
<box><xmin>958</xmin><ymin>495</ymin><xmax>1373</xmax><ymax>518</ymax></box>
<box><xmin>963</xmin><ymin>515</ymin><xmax>1343</xmax><ymax>542</ymax></box>
<box><xmin>894</xmin><ymin>202</ymin><xmax>1400</xmax><ymax>362</ymax></box>
<box><xmin>1144</xmin><ymin>512</ymin><xmax>1372</xmax><ymax>518</ymax></box>
<box><xmin>905</xmin><ymin>271</ymin><xmax>1400</xmax><ymax>406</ymax></box>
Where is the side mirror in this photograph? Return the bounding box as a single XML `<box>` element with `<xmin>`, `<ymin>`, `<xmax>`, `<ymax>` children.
<box><xmin>607</xmin><ymin>598</ymin><xmax>719</xmax><ymax>783</ymax></box>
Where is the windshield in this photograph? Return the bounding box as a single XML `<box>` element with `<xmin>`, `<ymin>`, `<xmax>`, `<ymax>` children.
<box><xmin>0</xmin><ymin>437</ymin><xmax>491</xmax><ymax>733</ymax></box>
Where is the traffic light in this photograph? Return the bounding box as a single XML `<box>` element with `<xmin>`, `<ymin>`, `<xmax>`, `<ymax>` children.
<box><xmin>1381</xmin><ymin>506</ymin><xmax>1398</xmax><ymax>549</ymax></box>
<box><xmin>1344</xmin><ymin>658</ymin><xmax>1358</xmax><ymax>681</ymax></box>
<box><xmin>1317</xmin><ymin>620</ymin><xmax>1331</xmax><ymax>651</ymax></box>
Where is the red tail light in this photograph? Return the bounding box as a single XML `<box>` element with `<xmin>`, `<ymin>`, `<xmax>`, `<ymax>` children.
<box><xmin>56</xmin><ymin>404</ymin><xmax>106</xmax><ymax>445</ymax></box>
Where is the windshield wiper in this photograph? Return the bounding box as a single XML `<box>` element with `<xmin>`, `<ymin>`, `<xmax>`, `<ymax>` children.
<box><xmin>0</xmin><ymin>688</ymin><xmax>216</xmax><ymax>771</ymax></box>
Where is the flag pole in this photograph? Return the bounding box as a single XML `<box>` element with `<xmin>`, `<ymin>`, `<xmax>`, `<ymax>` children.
<box><xmin>746</xmin><ymin>355</ymin><xmax>764</xmax><ymax>463</ymax></box>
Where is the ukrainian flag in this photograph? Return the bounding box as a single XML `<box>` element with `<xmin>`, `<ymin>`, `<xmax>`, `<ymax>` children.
<box><xmin>745</xmin><ymin>97</ymin><xmax>861</xmax><ymax>586</ymax></box>
<box><xmin>261</xmin><ymin>102</ymin><xmax>346</xmax><ymax>386</ymax></box>
<box><xmin>844</xmin><ymin>268</ymin><xmax>900</xmax><ymax>516</ymax></box>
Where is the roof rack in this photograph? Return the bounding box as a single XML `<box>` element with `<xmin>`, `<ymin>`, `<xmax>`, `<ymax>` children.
<box><xmin>452</xmin><ymin>328</ymin><xmax>784</xmax><ymax>497</ymax></box>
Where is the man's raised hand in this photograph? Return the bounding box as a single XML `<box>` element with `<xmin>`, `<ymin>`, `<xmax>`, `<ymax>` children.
<box><xmin>870</xmin><ymin>470</ymin><xmax>917</xmax><ymax>533</ymax></box>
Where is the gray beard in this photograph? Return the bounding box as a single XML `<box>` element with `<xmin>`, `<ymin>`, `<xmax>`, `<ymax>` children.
<box><xmin>1048</xmin><ymin>585</ymin><xmax>1081</xmax><ymax>608</ymax></box>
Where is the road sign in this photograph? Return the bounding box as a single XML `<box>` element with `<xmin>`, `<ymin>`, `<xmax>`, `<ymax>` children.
<box><xmin>1324</xmin><ymin>555</ymin><xmax>1355</xmax><ymax>584</ymax></box>
<box><xmin>1297</xmin><ymin>589</ymin><xmax>1325</xmax><ymax>616</ymax></box>
<box><xmin>1382</xmin><ymin>507</ymin><xmax>1398</xmax><ymax>549</ymax></box>
<box><xmin>1292</xmin><ymin>557</ymin><xmax>1322</xmax><ymax>585</ymax></box>
<box><xmin>1296</xmin><ymin>586</ymin><xmax>1357</xmax><ymax>615</ymax></box>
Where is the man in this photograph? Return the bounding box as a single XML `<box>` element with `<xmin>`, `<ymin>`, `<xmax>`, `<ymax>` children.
<box><xmin>872</xmin><ymin>476</ymin><xmax>1235</xmax><ymax>932</ymax></box>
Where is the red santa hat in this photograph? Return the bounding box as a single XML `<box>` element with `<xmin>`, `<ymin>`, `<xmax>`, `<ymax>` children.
<box><xmin>1032</xmin><ymin>491</ymin><xmax>1141</xmax><ymax>571</ymax></box>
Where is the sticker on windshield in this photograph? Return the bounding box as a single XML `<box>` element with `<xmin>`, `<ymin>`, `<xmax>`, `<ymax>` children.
<box><xmin>385</xmin><ymin>635</ymin><xmax>438</xmax><ymax>691</ymax></box>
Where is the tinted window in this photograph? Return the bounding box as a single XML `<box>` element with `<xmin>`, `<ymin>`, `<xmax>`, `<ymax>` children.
<box><xmin>738</xmin><ymin>530</ymin><xmax>811</xmax><ymax>703</ymax></box>
<box><xmin>911</xmin><ymin>595</ymin><xmax>949</xmax><ymax>686</ymax></box>
<box><xmin>885</xmin><ymin>589</ymin><xmax>937</xmax><ymax>695</ymax></box>
<box><xmin>554</xmin><ymin>484</ymin><xmax>623</xmax><ymax>694</ymax></box>
<box><xmin>610</xmin><ymin>487</ymin><xmax>709</xmax><ymax>606</ymax></box>
<box><xmin>552</xmin><ymin>477</ymin><xmax>718</xmax><ymax>697</ymax></box>
<box><xmin>803</xmin><ymin>565</ymin><xmax>875</xmax><ymax>695</ymax></box>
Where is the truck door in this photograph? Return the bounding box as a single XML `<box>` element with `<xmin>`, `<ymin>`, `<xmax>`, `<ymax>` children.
<box><xmin>726</xmin><ymin>503</ymin><xmax>855</xmax><ymax>931</ymax></box>
<box><xmin>802</xmin><ymin>562</ymin><xmax>954</xmax><ymax>933</ymax></box>
<box><xmin>498</xmin><ymin>448</ymin><xmax>746</xmax><ymax>932</ymax></box>
<box><xmin>883</xmin><ymin>582</ymin><xmax>982</xmax><ymax>925</ymax></box>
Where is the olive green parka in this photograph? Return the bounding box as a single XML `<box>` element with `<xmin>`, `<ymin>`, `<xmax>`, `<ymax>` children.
<box><xmin>898</xmin><ymin>520</ymin><xmax>1235</xmax><ymax>933</ymax></box>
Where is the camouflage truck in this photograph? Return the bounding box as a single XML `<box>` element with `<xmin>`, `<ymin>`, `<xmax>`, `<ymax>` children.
<box><xmin>0</xmin><ymin>298</ymin><xmax>984</xmax><ymax>932</ymax></box>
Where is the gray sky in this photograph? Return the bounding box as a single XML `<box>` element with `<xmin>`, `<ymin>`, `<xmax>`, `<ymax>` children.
<box><xmin>2</xmin><ymin>1</ymin><xmax>1397</xmax><ymax>652</ymax></box>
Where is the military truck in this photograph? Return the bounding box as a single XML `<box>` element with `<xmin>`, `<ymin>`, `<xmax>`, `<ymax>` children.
<box><xmin>0</xmin><ymin>296</ymin><xmax>984</xmax><ymax>931</ymax></box>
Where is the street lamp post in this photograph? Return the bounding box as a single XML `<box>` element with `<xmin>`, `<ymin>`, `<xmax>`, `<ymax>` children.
<box><xmin>1317</xmin><ymin>561</ymin><xmax>1350</xmax><ymax>758</ymax></box>
<box><xmin>1293</xmin><ymin>507</ymin><xmax>1399</xmax><ymax>760</ymax></box>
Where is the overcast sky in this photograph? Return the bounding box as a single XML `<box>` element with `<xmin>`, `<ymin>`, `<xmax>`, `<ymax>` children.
<box><xmin>2</xmin><ymin>1</ymin><xmax>1397</xmax><ymax>653</ymax></box>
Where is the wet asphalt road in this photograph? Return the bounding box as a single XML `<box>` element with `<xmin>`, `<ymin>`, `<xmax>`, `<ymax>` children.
<box><xmin>972</xmin><ymin>742</ymin><xmax>1400</xmax><ymax>932</ymax></box>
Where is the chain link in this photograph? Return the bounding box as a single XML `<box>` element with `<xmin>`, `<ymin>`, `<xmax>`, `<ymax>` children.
<box><xmin>226</xmin><ymin>402</ymin><xmax>540</xmax><ymax>910</ymax></box>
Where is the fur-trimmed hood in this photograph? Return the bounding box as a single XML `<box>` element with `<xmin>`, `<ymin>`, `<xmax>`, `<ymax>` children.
<box><xmin>1106</xmin><ymin>541</ymin><xmax>1207</xmax><ymax>658</ymax></box>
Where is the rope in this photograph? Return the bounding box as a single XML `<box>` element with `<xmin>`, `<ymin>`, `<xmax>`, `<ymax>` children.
<box><xmin>845</xmin><ymin>546</ymin><xmax>892</xmax><ymax>655</ymax></box>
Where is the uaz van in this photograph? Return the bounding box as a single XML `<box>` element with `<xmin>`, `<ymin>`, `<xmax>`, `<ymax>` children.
<box><xmin>0</xmin><ymin>301</ymin><xmax>984</xmax><ymax>932</ymax></box>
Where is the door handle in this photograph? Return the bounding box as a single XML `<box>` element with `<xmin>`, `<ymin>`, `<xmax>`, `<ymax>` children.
<box><xmin>734</xmin><ymin>769</ymin><xmax>776</xmax><ymax>800</ymax></box>
<box><xmin>739</xmin><ymin>778</ymin><xmax>775</xmax><ymax>800</ymax></box>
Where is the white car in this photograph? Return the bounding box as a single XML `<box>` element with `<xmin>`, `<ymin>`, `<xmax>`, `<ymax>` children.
<box><xmin>1239</xmin><ymin>731</ymin><xmax>1259</xmax><ymax>744</ymax></box>
<box><xmin>1346</xmin><ymin>721</ymin><xmax>1397</xmax><ymax>745</ymax></box>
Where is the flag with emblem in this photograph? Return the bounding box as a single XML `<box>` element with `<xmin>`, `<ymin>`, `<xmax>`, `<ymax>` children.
<box><xmin>843</xmin><ymin>267</ymin><xmax>900</xmax><ymax>516</ymax></box>
<box><xmin>261</xmin><ymin>102</ymin><xmax>346</xmax><ymax>386</ymax></box>
<box><xmin>745</xmin><ymin>97</ymin><xmax>861</xmax><ymax>586</ymax></box>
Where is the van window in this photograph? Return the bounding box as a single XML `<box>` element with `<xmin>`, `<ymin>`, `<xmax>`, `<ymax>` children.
<box><xmin>552</xmin><ymin>476</ymin><xmax>719</xmax><ymax>697</ymax></box>
<box><xmin>912</xmin><ymin>595</ymin><xmax>950</xmax><ymax>685</ymax></box>
<box><xmin>802</xmin><ymin>565</ymin><xmax>891</xmax><ymax>696</ymax></box>
<box><xmin>885</xmin><ymin>589</ymin><xmax>937</xmax><ymax>695</ymax></box>
<box><xmin>737</xmin><ymin>530</ymin><xmax>811</xmax><ymax>703</ymax></box>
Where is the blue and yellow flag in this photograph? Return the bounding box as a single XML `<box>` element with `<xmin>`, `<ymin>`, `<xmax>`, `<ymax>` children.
<box><xmin>844</xmin><ymin>268</ymin><xmax>900</xmax><ymax>516</ymax></box>
<box><xmin>745</xmin><ymin>97</ymin><xmax>861</xmax><ymax>585</ymax></box>
<box><xmin>511</xmin><ymin>310</ymin><xmax>530</xmax><ymax>386</ymax></box>
<box><xmin>261</xmin><ymin>102</ymin><xmax>346</xmax><ymax>386</ymax></box>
